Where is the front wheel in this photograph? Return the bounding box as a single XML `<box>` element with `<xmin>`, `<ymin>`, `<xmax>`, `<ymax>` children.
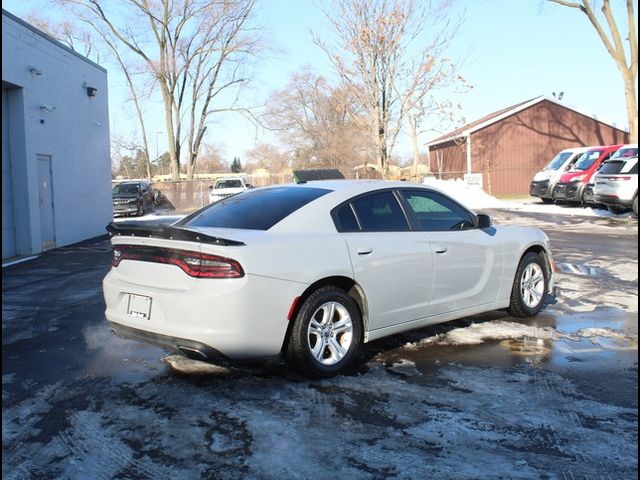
<box><xmin>633</xmin><ymin>196</ymin><xmax>638</xmax><ymax>218</ymax></box>
<box><xmin>508</xmin><ymin>252</ymin><xmax>548</xmax><ymax>318</ymax></box>
<box><xmin>286</xmin><ymin>286</ymin><xmax>362</xmax><ymax>377</ymax></box>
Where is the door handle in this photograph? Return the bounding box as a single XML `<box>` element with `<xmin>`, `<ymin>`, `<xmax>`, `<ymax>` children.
<box><xmin>434</xmin><ymin>246</ymin><xmax>448</xmax><ymax>254</ymax></box>
<box><xmin>357</xmin><ymin>248</ymin><xmax>373</xmax><ymax>256</ymax></box>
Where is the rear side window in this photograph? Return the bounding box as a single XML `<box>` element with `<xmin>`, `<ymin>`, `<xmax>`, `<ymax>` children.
<box><xmin>350</xmin><ymin>191</ymin><xmax>409</xmax><ymax>231</ymax></box>
<box><xmin>181</xmin><ymin>187</ymin><xmax>330</xmax><ymax>230</ymax></box>
<box><xmin>333</xmin><ymin>204</ymin><xmax>360</xmax><ymax>231</ymax></box>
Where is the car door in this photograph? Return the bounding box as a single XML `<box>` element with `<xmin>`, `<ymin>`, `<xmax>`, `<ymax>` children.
<box><xmin>335</xmin><ymin>190</ymin><xmax>432</xmax><ymax>331</ymax></box>
<box><xmin>398</xmin><ymin>189</ymin><xmax>503</xmax><ymax>316</ymax></box>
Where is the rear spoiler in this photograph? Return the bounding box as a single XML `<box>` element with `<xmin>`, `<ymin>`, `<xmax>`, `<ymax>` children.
<box><xmin>106</xmin><ymin>221</ymin><xmax>245</xmax><ymax>246</ymax></box>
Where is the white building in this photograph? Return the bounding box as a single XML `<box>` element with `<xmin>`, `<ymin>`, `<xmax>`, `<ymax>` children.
<box><xmin>2</xmin><ymin>9</ymin><xmax>111</xmax><ymax>261</ymax></box>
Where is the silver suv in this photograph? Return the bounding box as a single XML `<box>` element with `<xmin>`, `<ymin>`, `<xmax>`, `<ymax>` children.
<box><xmin>592</xmin><ymin>155</ymin><xmax>638</xmax><ymax>216</ymax></box>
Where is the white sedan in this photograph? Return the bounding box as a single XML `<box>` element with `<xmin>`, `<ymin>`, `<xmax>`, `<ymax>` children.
<box><xmin>103</xmin><ymin>180</ymin><xmax>555</xmax><ymax>376</ymax></box>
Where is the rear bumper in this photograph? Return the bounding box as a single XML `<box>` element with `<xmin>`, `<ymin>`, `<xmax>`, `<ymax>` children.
<box><xmin>103</xmin><ymin>268</ymin><xmax>305</xmax><ymax>360</ymax></box>
<box><xmin>108</xmin><ymin>322</ymin><xmax>227</xmax><ymax>361</ymax></box>
<box><xmin>593</xmin><ymin>195</ymin><xmax>633</xmax><ymax>208</ymax></box>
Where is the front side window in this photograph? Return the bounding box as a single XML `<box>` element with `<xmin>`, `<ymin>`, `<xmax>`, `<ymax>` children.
<box><xmin>350</xmin><ymin>191</ymin><xmax>409</xmax><ymax>231</ymax></box>
<box><xmin>400</xmin><ymin>190</ymin><xmax>475</xmax><ymax>231</ymax></box>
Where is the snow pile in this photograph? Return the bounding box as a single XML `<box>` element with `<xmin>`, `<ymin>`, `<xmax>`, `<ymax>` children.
<box><xmin>423</xmin><ymin>177</ymin><xmax>635</xmax><ymax>217</ymax></box>
<box><xmin>418</xmin><ymin>321</ymin><xmax>560</xmax><ymax>346</ymax></box>
<box><xmin>422</xmin><ymin>177</ymin><xmax>507</xmax><ymax>210</ymax></box>
<box><xmin>408</xmin><ymin>320</ymin><xmax>638</xmax><ymax>349</ymax></box>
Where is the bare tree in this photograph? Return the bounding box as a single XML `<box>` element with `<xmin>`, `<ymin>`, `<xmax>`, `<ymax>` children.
<box><xmin>548</xmin><ymin>0</ymin><xmax>637</xmax><ymax>141</ymax></box>
<box><xmin>244</xmin><ymin>142</ymin><xmax>291</xmax><ymax>172</ymax></box>
<box><xmin>267</xmin><ymin>69</ymin><xmax>371</xmax><ymax>173</ymax></box>
<box><xmin>30</xmin><ymin>10</ymin><xmax>155</xmax><ymax>180</ymax></box>
<box><xmin>62</xmin><ymin>0</ymin><xmax>261</xmax><ymax>182</ymax></box>
<box><xmin>315</xmin><ymin>0</ymin><xmax>465</xmax><ymax>176</ymax></box>
<box><xmin>195</xmin><ymin>143</ymin><xmax>227</xmax><ymax>174</ymax></box>
<box><xmin>25</xmin><ymin>14</ymin><xmax>100</xmax><ymax>62</ymax></box>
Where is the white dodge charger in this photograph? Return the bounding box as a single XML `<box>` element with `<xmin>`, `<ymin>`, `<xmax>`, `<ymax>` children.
<box><xmin>103</xmin><ymin>180</ymin><xmax>555</xmax><ymax>376</ymax></box>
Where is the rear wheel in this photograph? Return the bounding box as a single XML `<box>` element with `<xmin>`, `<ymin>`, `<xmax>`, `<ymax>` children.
<box><xmin>508</xmin><ymin>252</ymin><xmax>548</xmax><ymax>318</ymax></box>
<box><xmin>541</xmin><ymin>198</ymin><xmax>554</xmax><ymax>204</ymax></box>
<box><xmin>633</xmin><ymin>196</ymin><xmax>638</xmax><ymax>218</ymax></box>
<box><xmin>286</xmin><ymin>286</ymin><xmax>362</xmax><ymax>377</ymax></box>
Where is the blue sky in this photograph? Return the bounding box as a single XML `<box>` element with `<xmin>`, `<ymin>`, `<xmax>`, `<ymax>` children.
<box><xmin>3</xmin><ymin>0</ymin><xmax>635</xmax><ymax>162</ymax></box>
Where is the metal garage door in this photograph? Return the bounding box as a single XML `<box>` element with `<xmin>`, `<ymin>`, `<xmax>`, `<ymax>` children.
<box><xmin>2</xmin><ymin>87</ymin><xmax>17</xmax><ymax>259</ymax></box>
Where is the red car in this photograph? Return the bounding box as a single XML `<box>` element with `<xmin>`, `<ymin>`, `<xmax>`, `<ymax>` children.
<box><xmin>553</xmin><ymin>144</ymin><xmax>623</xmax><ymax>205</ymax></box>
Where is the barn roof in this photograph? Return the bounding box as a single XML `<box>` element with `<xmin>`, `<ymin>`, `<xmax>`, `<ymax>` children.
<box><xmin>426</xmin><ymin>96</ymin><xmax>627</xmax><ymax>147</ymax></box>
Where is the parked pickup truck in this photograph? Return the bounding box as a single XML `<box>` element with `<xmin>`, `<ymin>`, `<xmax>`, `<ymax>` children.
<box><xmin>209</xmin><ymin>176</ymin><xmax>252</xmax><ymax>204</ymax></box>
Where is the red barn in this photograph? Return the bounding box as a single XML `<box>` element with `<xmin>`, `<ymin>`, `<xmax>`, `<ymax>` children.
<box><xmin>426</xmin><ymin>96</ymin><xmax>629</xmax><ymax>195</ymax></box>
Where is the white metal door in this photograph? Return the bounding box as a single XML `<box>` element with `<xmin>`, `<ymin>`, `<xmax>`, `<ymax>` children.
<box><xmin>37</xmin><ymin>155</ymin><xmax>56</xmax><ymax>251</ymax></box>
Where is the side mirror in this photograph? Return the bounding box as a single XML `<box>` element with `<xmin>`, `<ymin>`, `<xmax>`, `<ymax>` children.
<box><xmin>476</xmin><ymin>214</ymin><xmax>492</xmax><ymax>229</ymax></box>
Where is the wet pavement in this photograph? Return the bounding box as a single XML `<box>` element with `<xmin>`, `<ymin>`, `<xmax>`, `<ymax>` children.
<box><xmin>2</xmin><ymin>210</ymin><xmax>638</xmax><ymax>479</ymax></box>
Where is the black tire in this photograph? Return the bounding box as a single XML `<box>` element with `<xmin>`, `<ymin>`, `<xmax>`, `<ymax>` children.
<box><xmin>286</xmin><ymin>286</ymin><xmax>362</xmax><ymax>377</ymax></box>
<box><xmin>541</xmin><ymin>198</ymin><xmax>554</xmax><ymax>204</ymax></box>
<box><xmin>507</xmin><ymin>252</ymin><xmax>548</xmax><ymax>318</ymax></box>
<box><xmin>633</xmin><ymin>196</ymin><xmax>638</xmax><ymax>218</ymax></box>
<box><xmin>136</xmin><ymin>202</ymin><xmax>144</xmax><ymax>217</ymax></box>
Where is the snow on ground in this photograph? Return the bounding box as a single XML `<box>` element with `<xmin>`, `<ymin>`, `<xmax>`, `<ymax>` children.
<box><xmin>405</xmin><ymin>319</ymin><xmax>637</xmax><ymax>349</ymax></box>
<box><xmin>422</xmin><ymin>177</ymin><xmax>633</xmax><ymax>218</ymax></box>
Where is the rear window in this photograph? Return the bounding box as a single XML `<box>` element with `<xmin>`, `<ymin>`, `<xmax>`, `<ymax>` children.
<box><xmin>598</xmin><ymin>160</ymin><xmax>625</xmax><ymax>175</ymax></box>
<box><xmin>181</xmin><ymin>187</ymin><xmax>331</xmax><ymax>230</ymax></box>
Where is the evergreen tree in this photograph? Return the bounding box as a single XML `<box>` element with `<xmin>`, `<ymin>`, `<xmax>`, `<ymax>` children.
<box><xmin>231</xmin><ymin>157</ymin><xmax>243</xmax><ymax>173</ymax></box>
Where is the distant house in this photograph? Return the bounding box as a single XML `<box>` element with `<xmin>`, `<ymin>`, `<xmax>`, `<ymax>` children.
<box><xmin>426</xmin><ymin>96</ymin><xmax>629</xmax><ymax>195</ymax></box>
<box><xmin>2</xmin><ymin>10</ymin><xmax>110</xmax><ymax>260</ymax></box>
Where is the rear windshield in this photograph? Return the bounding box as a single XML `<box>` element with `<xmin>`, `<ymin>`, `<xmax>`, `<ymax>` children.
<box><xmin>181</xmin><ymin>187</ymin><xmax>331</xmax><ymax>230</ymax></box>
<box><xmin>545</xmin><ymin>151</ymin><xmax>573</xmax><ymax>170</ymax></box>
<box><xmin>598</xmin><ymin>160</ymin><xmax>625</xmax><ymax>174</ymax></box>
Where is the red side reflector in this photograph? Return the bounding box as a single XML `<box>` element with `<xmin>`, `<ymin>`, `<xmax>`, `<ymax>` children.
<box><xmin>287</xmin><ymin>296</ymin><xmax>301</xmax><ymax>321</ymax></box>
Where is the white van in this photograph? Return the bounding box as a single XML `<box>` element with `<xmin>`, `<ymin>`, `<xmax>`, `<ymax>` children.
<box><xmin>530</xmin><ymin>147</ymin><xmax>591</xmax><ymax>202</ymax></box>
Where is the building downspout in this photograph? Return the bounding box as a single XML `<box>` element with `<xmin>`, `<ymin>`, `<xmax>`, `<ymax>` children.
<box><xmin>465</xmin><ymin>133</ymin><xmax>472</xmax><ymax>174</ymax></box>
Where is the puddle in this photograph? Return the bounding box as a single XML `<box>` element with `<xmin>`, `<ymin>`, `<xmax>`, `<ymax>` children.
<box><xmin>556</xmin><ymin>262</ymin><xmax>602</xmax><ymax>277</ymax></box>
<box><xmin>378</xmin><ymin>307</ymin><xmax>637</xmax><ymax>377</ymax></box>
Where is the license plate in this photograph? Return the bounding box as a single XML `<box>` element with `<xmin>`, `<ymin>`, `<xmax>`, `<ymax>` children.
<box><xmin>127</xmin><ymin>294</ymin><xmax>152</xmax><ymax>319</ymax></box>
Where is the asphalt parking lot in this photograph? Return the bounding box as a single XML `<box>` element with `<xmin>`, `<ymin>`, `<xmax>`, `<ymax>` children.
<box><xmin>2</xmin><ymin>210</ymin><xmax>638</xmax><ymax>480</ymax></box>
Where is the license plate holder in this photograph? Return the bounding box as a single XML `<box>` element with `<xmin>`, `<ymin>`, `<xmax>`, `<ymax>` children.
<box><xmin>127</xmin><ymin>294</ymin><xmax>152</xmax><ymax>320</ymax></box>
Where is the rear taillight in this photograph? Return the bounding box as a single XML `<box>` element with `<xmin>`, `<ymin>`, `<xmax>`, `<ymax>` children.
<box><xmin>112</xmin><ymin>245</ymin><xmax>243</xmax><ymax>278</ymax></box>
